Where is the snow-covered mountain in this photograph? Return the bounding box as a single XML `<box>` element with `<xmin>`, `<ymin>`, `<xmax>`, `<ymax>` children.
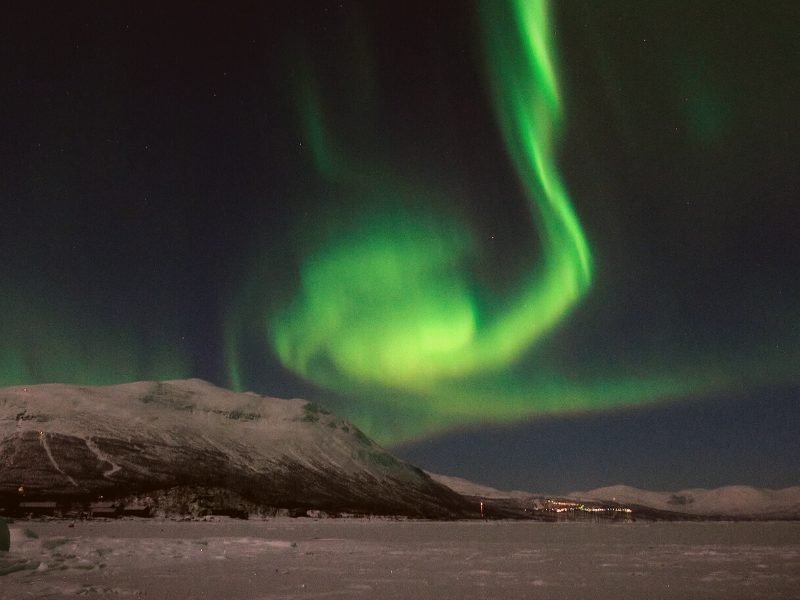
<box><xmin>570</xmin><ymin>484</ymin><xmax>800</xmax><ymax>519</ymax></box>
<box><xmin>0</xmin><ymin>379</ymin><xmax>471</xmax><ymax>518</ymax></box>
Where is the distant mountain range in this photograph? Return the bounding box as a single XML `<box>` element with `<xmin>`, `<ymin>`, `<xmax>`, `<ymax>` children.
<box><xmin>1</xmin><ymin>379</ymin><xmax>797</xmax><ymax>521</ymax></box>
<box><xmin>428</xmin><ymin>473</ymin><xmax>800</xmax><ymax>520</ymax></box>
<box><xmin>0</xmin><ymin>379</ymin><xmax>471</xmax><ymax>518</ymax></box>
<box><xmin>570</xmin><ymin>484</ymin><xmax>800</xmax><ymax>520</ymax></box>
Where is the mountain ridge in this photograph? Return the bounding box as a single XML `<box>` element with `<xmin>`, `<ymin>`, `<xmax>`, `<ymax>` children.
<box><xmin>0</xmin><ymin>379</ymin><xmax>471</xmax><ymax>518</ymax></box>
<box><xmin>569</xmin><ymin>484</ymin><xmax>800</xmax><ymax>518</ymax></box>
<box><xmin>3</xmin><ymin>379</ymin><xmax>797</xmax><ymax>520</ymax></box>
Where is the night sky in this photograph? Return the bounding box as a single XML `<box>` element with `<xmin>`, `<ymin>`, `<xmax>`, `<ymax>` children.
<box><xmin>2</xmin><ymin>1</ymin><xmax>799</xmax><ymax>493</ymax></box>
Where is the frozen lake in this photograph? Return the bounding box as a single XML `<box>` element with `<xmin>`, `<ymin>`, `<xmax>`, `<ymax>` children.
<box><xmin>2</xmin><ymin>519</ymin><xmax>799</xmax><ymax>599</ymax></box>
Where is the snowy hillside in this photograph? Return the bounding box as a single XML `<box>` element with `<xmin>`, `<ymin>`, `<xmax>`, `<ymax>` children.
<box><xmin>0</xmin><ymin>379</ymin><xmax>470</xmax><ymax>518</ymax></box>
<box><xmin>427</xmin><ymin>472</ymin><xmax>532</xmax><ymax>500</ymax></box>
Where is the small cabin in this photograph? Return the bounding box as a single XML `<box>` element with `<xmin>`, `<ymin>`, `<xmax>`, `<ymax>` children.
<box><xmin>89</xmin><ymin>502</ymin><xmax>121</xmax><ymax>518</ymax></box>
<box><xmin>121</xmin><ymin>503</ymin><xmax>152</xmax><ymax>518</ymax></box>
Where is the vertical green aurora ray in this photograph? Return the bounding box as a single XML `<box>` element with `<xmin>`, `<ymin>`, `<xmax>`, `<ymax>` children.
<box><xmin>0</xmin><ymin>287</ymin><xmax>189</xmax><ymax>387</ymax></box>
<box><xmin>257</xmin><ymin>0</ymin><xmax>593</xmax><ymax>395</ymax></box>
<box><xmin>471</xmin><ymin>0</ymin><xmax>592</xmax><ymax>362</ymax></box>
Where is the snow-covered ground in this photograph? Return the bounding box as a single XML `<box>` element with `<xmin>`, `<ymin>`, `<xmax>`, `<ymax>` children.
<box><xmin>1</xmin><ymin>518</ymin><xmax>798</xmax><ymax>599</ymax></box>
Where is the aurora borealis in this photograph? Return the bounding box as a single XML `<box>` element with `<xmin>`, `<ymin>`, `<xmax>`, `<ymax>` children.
<box><xmin>2</xmin><ymin>1</ymin><xmax>799</xmax><ymax>490</ymax></box>
<box><xmin>264</xmin><ymin>0</ymin><xmax>592</xmax><ymax>399</ymax></box>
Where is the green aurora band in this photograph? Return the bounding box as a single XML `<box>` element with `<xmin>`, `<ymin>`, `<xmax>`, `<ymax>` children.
<box><xmin>2</xmin><ymin>1</ymin><xmax>794</xmax><ymax>446</ymax></box>
<box><xmin>270</xmin><ymin>0</ymin><xmax>592</xmax><ymax>386</ymax></box>
<box><xmin>226</xmin><ymin>0</ymin><xmax>724</xmax><ymax>442</ymax></box>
